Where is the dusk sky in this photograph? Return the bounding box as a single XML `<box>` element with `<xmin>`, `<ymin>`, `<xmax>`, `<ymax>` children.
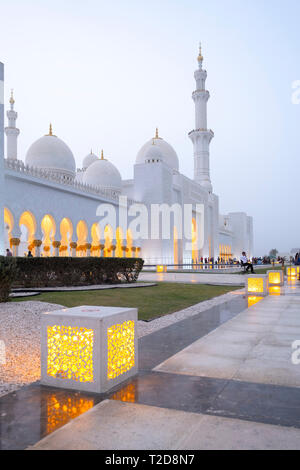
<box><xmin>0</xmin><ymin>0</ymin><xmax>299</xmax><ymax>255</ymax></box>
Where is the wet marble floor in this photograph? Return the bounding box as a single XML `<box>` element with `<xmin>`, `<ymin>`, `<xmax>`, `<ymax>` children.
<box><xmin>2</xmin><ymin>289</ymin><xmax>300</xmax><ymax>450</ymax></box>
<box><xmin>0</xmin><ymin>295</ymin><xmax>248</xmax><ymax>450</ymax></box>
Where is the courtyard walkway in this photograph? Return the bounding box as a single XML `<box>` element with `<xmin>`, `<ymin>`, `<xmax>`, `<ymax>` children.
<box><xmin>139</xmin><ymin>271</ymin><xmax>245</xmax><ymax>286</ymax></box>
<box><xmin>25</xmin><ymin>281</ymin><xmax>300</xmax><ymax>450</ymax></box>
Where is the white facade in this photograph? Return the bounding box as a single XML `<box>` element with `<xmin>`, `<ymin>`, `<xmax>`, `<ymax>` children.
<box><xmin>0</xmin><ymin>50</ymin><xmax>253</xmax><ymax>264</ymax></box>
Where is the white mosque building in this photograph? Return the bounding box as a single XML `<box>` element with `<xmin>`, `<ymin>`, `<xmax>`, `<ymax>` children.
<box><xmin>0</xmin><ymin>48</ymin><xmax>253</xmax><ymax>265</ymax></box>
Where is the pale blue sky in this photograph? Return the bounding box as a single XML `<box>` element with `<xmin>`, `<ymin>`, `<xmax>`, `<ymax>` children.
<box><xmin>0</xmin><ymin>0</ymin><xmax>299</xmax><ymax>255</ymax></box>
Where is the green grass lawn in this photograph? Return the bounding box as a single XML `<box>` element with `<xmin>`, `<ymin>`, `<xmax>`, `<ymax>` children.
<box><xmin>241</xmin><ymin>265</ymin><xmax>284</xmax><ymax>275</ymax></box>
<box><xmin>13</xmin><ymin>283</ymin><xmax>240</xmax><ymax>322</ymax></box>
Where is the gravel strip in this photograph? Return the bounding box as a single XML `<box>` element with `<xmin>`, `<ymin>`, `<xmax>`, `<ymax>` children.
<box><xmin>0</xmin><ymin>290</ymin><xmax>243</xmax><ymax>398</ymax></box>
<box><xmin>0</xmin><ymin>301</ymin><xmax>64</xmax><ymax>398</ymax></box>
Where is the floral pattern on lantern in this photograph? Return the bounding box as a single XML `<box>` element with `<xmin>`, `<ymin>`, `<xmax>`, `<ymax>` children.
<box><xmin>107</xmin><ymin>320</ymin><xmax>135</xmax><ymax>381</ymax></box>
<box><xmin>47</xmin><ymin>325</ymin><xmax>94</xmax><ymax>383</ymax></box>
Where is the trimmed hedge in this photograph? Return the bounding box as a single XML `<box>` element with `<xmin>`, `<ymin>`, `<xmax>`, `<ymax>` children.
<box><xmin>0</xmin><ymin>257</ymin><xmax>18</xmax><ymax>302</ymax></box>
<box><xmin>9</xmin><ymin>257</ymin><xmax>144</xmax><ymax>288</ymax></box>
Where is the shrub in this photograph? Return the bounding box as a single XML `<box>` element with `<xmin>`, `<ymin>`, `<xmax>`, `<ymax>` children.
<box><xmin>0</xmin><ymin>257</ymin><xmax>18</xmax><ymax>302</ymax></box>
<box><xmin>11</xmin><ymin>257</ymin><xmax>144</xmax><ymax>288</ymax></box>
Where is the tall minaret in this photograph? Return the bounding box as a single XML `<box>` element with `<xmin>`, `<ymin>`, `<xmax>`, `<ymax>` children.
<box><xmin>5</xmin><ymin>90</ymin><xmax>20</xmax><ymax>160</ymax></box>
<box><xmin>189</xmin><ymin>44</ymin><xmax>214</xmax><ymax>192</ymax></box>
<box><xmin>0</xmin><ymin>63</ymin><xmax>5</xmax><ymax>255</ymax></box>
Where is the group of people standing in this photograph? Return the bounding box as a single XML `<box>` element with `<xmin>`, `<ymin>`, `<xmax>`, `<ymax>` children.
<box><xmin>6</xmin><ymin>248</ymin><xmax>33</xmax><ymax>258</ymax></box>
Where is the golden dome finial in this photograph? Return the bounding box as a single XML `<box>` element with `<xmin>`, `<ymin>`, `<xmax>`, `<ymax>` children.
<box><xmin>9</xmin><ymin>89</ymin><xmax>15</xmax><ymax>105</ymax></box>
<box><xmin>198</xmin><ymin>42</ymin><xmax>203</xmax><ymax>62</ymax></box>
<box><xmin>45</xmin><ymin>123</ymin><xmax>56</xmax><ymax>137</ymax></box>
<box><xmin>101</xmin><ymin>149</ymin><xmax>104</xmax><ymax>160</ymax></box>
<box><xmin>154</xmin><ymin>127</ymin><xmax>162</xmax><ymax>140</ymax></box>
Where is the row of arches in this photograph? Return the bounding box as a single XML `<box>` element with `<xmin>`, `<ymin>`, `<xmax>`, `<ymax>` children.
<box><xmin>4</xmin><ymin>208</ymin><xmax>139</xmax><ymax>258</ymax></box>
<box><xmin>219</xmin><ymin>244</ymin><xmax>232</xmax><ymax>263</ymax></box>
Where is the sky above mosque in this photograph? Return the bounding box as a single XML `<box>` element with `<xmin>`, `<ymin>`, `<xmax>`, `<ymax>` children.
<box><xmin>0</xmin><ymin>0</ymin><xmax>299</xmax><ymax>255</ymax></box>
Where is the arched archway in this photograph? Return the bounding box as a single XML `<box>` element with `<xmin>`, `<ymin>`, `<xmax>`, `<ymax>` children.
<box><xmin>19</xmin><ymin>211</ymin><xmax>37</xmax><ymax>255</ymax></box>
<box><xmin>4</xmin><ymin>208</ymin><xmax>14</xmax><ymax>248</ymax></box>
<box><xmin>126</xmin><ymin>229</ymin><xmax>133</xmax><ymax>258</ymax></box>
<box><xmin>60</xmin><ymin>218</ymin><xmax>73</xmax><ymax>257</ymax></box>
<box><xmin>174</xmin><ymin>226</ymin><xmax>179</xmax><ymax>266</ymax></box>
<box><xmin>76</xmin><ymin>220</ymin><xmax>88</xmax><ymax>257</ymax></box>
<box><xmin>91</xmin><ymin>223</ymin><xmax>101</xmax><ymax>257</ymax></box>
<box><xmin>104</xmin><ymin>225</ymin><xmax>113</xmax><ymax>257</ymax></box>
<box><xmin>116</xmin><ymin>227</ymin><xmax>124</xmax><ymax>258</ymax></box>
<box><xmin>192</xmin><ymin>218</ymin><xmax>198</xmax><ymax>266</ymax></box>
<box><xmin>41</xmin><ymin>215</ymin><xmax>56</xmax><ymax>257</ymax></box>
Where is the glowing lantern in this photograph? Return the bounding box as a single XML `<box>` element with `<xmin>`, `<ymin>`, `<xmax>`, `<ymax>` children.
<box><xmin>157</xmin><ymin>265</ymin><xmax>167</xmax><ymax>273</ymax></box>
<box><xmin>287</xmin><ymin>266</ymin><xmax>300</xmax><ymax>278</ymax></box>
<box><xmin>246</xmin><ymin>275</ymin><xmax>269</xmax><ymax>297</ymax></box>
<box><xmin>267</xmin><ymin>270</ymin><xmax>284</xmax><ymax>287</ymax></box>
<box><xmin>41</xmin><ymin>306</ymin><xmax>138</xmax><ymax>393</ymax></box>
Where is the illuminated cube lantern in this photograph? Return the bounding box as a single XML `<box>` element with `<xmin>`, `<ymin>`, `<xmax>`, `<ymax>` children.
<box><xmin>287</xmin><ymin>266</ymin><xmax>300</xmax><ymax>278</ymax></box>
<box><xmin>246</xmin><ymin>275</ymin><xmax>269</xmax><ymax>297</ymax></box>
<box><xmin>267</xmin><ymin>270</ymin><xmax>284</xmax><ymax>287</ymax></box>
<box><xmin>157</xmin><ymin>265</ymin><xmax>167</xmax><ymax>273</ymax></box>
<box><xmin>41</xmin><ymin>306</ymin><xmax>138</xmax><ymax>393</ymax></box>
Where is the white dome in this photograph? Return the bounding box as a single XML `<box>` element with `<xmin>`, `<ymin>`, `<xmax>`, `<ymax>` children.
<box><xmin>82</xmin><ymin>152</ymin><xmax>98</xmax><ymax>170</ymax></box>
<box><xmin>83</xmin><ymin>158</ymin><xmax>122</xmax><ymax>191</ymax></box>
<box><xmin>136</xmin><ymin>134</ymin><xmax>179</xmax><ymax>170</ymax></box>
<box><xmin>25</xmin><ymin>134</ymin><xmax>76</xmax><ymax>180</ymax></box>
<box><xmin>144</xmin><ymin>144</ymin><xmax>163</xmax><ymax>162</ymax></box>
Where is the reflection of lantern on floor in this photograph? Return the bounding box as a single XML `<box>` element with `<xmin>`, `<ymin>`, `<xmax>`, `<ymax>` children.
<box><xmin>111</xmin><ymin>382</ymin><xmax>137</xmax><ymax>403</ymax></box>
<box><xmin>247</xmin><ymin>296</ymin><xmax>264</xmax><ymax>308</ymax></box>
<box><xmin>46</xmin><ymin>394</ymin><xmax>95</xmax><ymax>434</ymax></box>
<box><xmin>287</xmin><ymin>266</ymin><xmax>300</xmax><ymax>278</ymax></box>
<box><xmin>246</xmin><ymin>275</ymin><xmax>269</xmax><ymax>297</ymax></box>
<box><xmin>41</xmin><ymin>306</ymin><xmax>138</xmax><ymax>393</ymax></box>
<box><xmin>267</xmin><ymin>270</ymin><xmax>284</xmax><ymax>287</ymax></box>
<box><xmin>269</xmin><ymin>286</ymin><xmax>282</xmax><ymax>296</ymax></box>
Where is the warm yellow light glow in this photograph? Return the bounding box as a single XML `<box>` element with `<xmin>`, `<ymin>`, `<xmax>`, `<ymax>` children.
<box><xmin>111</xmin><ymin>383</ymin><xmax>137</xmax><ymax>403</ymax></box>
<box><xmin>42</xmin><ymin>215</ymin><xmax>56</xmax><ymax>256</ymax></box>
<box><xmin>157</xmin><ymin>265</ymin><xmax>167</xmax><ymax>273</ymax></box>
<box><xmin>248</xmin><ymin>296</ymin><xmax>264</xmax><ymax>308</ymax></box>
<box><xmin>76</xmin><ymin>220</ymin><xmax>88</xmax><ymax>257</ymax></box>
<box><xmin>126</xmin><ymin>229</ymin><xmax>133</xmax><ymax>258</ymax></box>
<box><xmin>104</xmin><ymin>225</ymin><xmax>113</xmax><ymax>257</ymax></box>
<box><xmin>47</xmin><ymin>394</ymin><xmax>94</xmax><ymax>434</ymax></box>
<box><xmin>19</xmin><ymin>211</ymin><xmax>36</xmax><ymax>247</ymax></box>
<box><xmin>287</xmin><ymin>267</ymin><xmax>299</xmax><ymax>277</ymax></box>
<box><xmin>174</xmin><ymin>226</ymin><xmax>179</xmax><ymax>265</ymax></box>
<box><xmin>4</xmin><ymin>208</ymin><xmax>14</xmax><ymax>242</ymax></box>
<box><xmin>268</xmin><ymin>272</ymin><xmax>281</xmax><ymax>285</ymax></box>
<box><xmin>269</xmin><ymin>286</ymin><xmax>281</xmax><ymax>296</ymax></box>
<box><xmin>90</xmin><ymin>223</ymin><xmax>101</xmax><ymax>257</ymax></box>
<box><xmin>116</xmin><ymin>227</ymin><xmax>123</xmax><ymax>258</ymax></box>
<box><xmin>60</xmin><ymin>218</ymin><xmax>73</xmax><ymax>257</ymax></box>
<box><xmin>192</xmin><ymin>218</ymin><xmax>198</xmax><ymax>264</ymax></box>
<box><xmin>107</xmin><ymin>320</ymin><xmax>135</xmax><ymax>381</ymax></box>
<box><xmin>248</xmin><ymin>278</ymin><xmax>264</xmax><ymax>294</ymax></box>
<box><xmin>47</xmin><ymin>326</ymin><xmax>94</xmax><ymax>382</ymax></box>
